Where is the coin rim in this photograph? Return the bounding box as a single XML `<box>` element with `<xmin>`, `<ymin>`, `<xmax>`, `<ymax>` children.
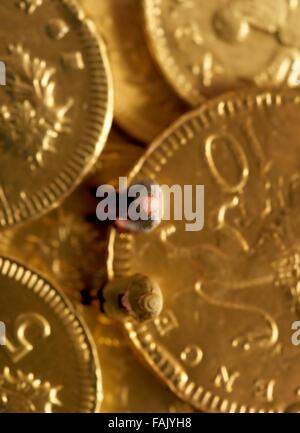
<box><xmin>143</xmin><ymin>0</ymin><xmax>203</xmax><ymax>106</ymax></box>
<box><xmin>0</xmin><ymin>255</ymin><xmax>102</xmax><ymax>412</ymax></box>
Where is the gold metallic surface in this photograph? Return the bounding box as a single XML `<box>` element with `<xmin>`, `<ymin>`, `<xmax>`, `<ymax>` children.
<box><xmin>4</xmin><ymin>0</ymin><xmax>300</xmax><ymax>415</ymax></box>
<box><xmin>84</xmin><ymin>310</ymin><xmax>194</xmax><ymax>413</ymax></box>
<box><xmin>143</xmin><ymin>0</ymin><xmax>300</xmax><ymax>105</ymax></box>
<box><xmin>89</xmin><ymin>127</ymin><xmax>144</xmax><ymax>187</ymax></box>
<box><xmin>108</xmin><ymin>89</ymin><xmax>300</xmax><ymax>412</ymax></box>
<box><xmin>0</xmin><ymin>256</ymin><xmax>101</xmax><ymax>413</ymax></box>
<box><xmin>1</xmin><ymin>127</ymin><xmax>192</xmax><ymax>412</ymax></box>
<box><xmin>79</xmin><ymin>0</ymin><xmax>186</xmax><ymax>143</ymax></box>
<box><xmin>0</xmin><ymin>0</ymin><xmax>112</xmax><ymax>229</ymax></box>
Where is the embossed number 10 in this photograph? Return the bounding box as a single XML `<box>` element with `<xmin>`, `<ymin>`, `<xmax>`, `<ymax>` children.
<box><xmin>204</xmin><ymin>120</ymin><xmax>270</xmax><ymax>253</ymax></box>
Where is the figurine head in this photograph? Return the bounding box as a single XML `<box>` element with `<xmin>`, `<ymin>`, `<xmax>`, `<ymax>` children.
<box><xmin>125</xmin><ymin>274</ymin><xmax>163</xmax><ymax>322</ymax></box>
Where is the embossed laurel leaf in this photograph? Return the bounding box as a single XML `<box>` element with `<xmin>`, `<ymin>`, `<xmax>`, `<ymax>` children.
<box><xmin>0</xmin><ymin>367</ymin><xmax>61</xmax><ymax>413</ymax></box>
<box><xmin>0</xmin><ymin>44</ymin><xmax>72</xmax><ymax>168</ymax></box>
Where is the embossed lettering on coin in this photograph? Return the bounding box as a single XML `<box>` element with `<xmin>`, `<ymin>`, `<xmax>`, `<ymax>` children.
<box><xmin>108</xmin><ymin>89</ymin><xmax>300</xmax><ymax>412</ymax></box>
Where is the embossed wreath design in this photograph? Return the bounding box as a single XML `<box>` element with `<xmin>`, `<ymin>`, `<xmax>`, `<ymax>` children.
<box><xmin>0</xmin><ymin>44</ymin><xmax>73</xmax><ymax>168</ymax></box>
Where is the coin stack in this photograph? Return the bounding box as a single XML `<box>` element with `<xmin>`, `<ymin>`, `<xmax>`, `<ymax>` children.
<box><xmin>0</xmin><ymin>0</ymin><xmax>300</xmax><ymax>414</ymax></box>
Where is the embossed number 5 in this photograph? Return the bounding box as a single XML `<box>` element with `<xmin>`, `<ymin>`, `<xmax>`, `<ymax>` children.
<box><xmin>5</xmin><ymin>313</ymin><xmax>51</xmax><ymax>363</ymax></box>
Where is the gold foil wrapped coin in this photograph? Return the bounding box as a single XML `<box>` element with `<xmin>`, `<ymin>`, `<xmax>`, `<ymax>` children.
<box><xmin>108</xmin><ymin>89</ymin><xmax>300</xmax><ymax>412</ymax></box>
<box><xmin>79</xmin><ymin>0</ymin><xmax>185</xmax><ymax>143</ymax></box>
<box><xmin>0</xmin><ymin>256</ymin><xmax>102</xmax><ymax>412</ymax></box>
<box><xmin>0</xmin><ymin>0</ymin><xmax>112</xmax><ymax>229</ymax></box>
<box><xmin>144</xmin><ymin>0</ymin><xmax>300</xmax><ymax>105</ymax></box>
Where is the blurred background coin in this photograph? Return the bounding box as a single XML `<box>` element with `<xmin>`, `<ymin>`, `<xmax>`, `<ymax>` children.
<box><xmin>143</xmin><ymin>0</ymin><xmax>300</xmax><ymax>105</ymax></box>
<box><xmin>79</xmin><ymin>0</ymin><xmax>186</xmax><ymax>144</ymax></box>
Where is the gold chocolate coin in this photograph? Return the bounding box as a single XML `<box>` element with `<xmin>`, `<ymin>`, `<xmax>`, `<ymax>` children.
<box><xmin>79</xmin><ymin>0</ymin><xmax>185</xmax><ymax>143</ymax></box>
<box><xmin>144</xmin><ymin>0</ymin><xmax>300</xmax><ymax>105</ymax></box>
<box><xmin>0</xmin><ymin>0</ymin><xmax>112</xmax><ymax>229</ymax></box>
<box><xmin>0</xmin><ymin>256</ymin><xmax>101</xmax><ymax>412</ymax></box>
<box><xmin>108</xmin><ymin>89</ymin><xmax>300</xmax><ymax>412</ymax></box>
